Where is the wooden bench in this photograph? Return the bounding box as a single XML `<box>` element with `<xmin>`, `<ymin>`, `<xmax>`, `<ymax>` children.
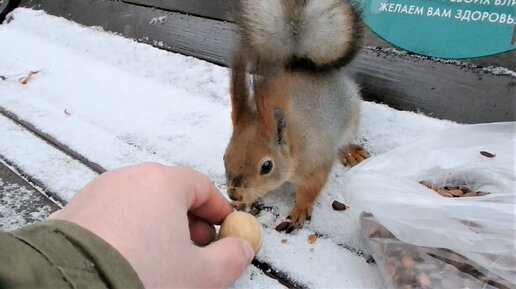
<box><xmin>1</xmin><ymin>1</ymin><xmax>514</xmax><ymax>287</ymax></box>
<box><xmin>17</xmin><ymin>0</ymin><xmax>516</xmax><ymax>124</ymax></box>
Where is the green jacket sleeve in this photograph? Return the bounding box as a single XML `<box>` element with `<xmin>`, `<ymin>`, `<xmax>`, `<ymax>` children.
<box><xmin>0</xmin><ymin>220</ymin><xmax>144</xmax><ymax>289</ymax></box>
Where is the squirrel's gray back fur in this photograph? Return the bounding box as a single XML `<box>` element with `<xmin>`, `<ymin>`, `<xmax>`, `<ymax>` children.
<box><xmin>237</xmin><ymin>0</ymin><xmax>362</xmax><ymax>71</ymax></box>
<box><xmin>287</xmin><ymin>71</ymin><xmax>361</xmax><ymax>169</ymax></box>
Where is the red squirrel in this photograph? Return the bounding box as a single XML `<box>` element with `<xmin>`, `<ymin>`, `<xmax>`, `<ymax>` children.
<box><xmin>224</xmin><ymin>0</ymin><xmax>368</xmax><ymax>230</ymax></box>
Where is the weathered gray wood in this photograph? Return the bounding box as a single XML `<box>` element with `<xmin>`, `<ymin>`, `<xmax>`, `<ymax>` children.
<box><xmin>0</xmin><ymin>158</ymin><xmax>60</xmax><ymax>231</ymax></box>
<box><xmin>122</xmin><ymin>0</ymin><xmax>233</xmax><ymax>21</ymax></box>
<box><xmin>349</xmin><ymin>49</ymin><xmax>516</xmax><ymax>123</ymax></box>
<box><xmin>20</xmin><ymin>0</ymin><xmax>234</xmax><ymax>65</ymax></box>
<box><xmin>18</xmin><ymin>0</ymin><xmax>515</xmax><ymax>124</ymax></box>
<box><xmin>121</xmin><ymin>0</ymin><xmax>516</xmax><ymax>70</ymax></box>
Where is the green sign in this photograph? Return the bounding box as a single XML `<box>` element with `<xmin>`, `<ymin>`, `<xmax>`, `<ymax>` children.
<box><xmin>360</xmin><ymin>0</ymin><xmax>516</xmax><ymax>59</ymax></box>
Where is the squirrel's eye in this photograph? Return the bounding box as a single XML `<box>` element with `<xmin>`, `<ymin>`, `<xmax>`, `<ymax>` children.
<box><xmin>260</xmin><ymin>160</ymin><xmax>273</xmax><ymax>175</ymax></box>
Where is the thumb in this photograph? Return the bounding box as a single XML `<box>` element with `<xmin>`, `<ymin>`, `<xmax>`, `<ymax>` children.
<box><xmin>199</xmin><ymin>237</ymin><xmax>254</xmax><ymax>288</ymax></box>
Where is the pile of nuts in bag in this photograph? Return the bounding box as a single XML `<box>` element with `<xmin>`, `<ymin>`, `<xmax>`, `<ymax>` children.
<box><xmin>418</xmin><ymin>181</ymin><xmax>490</xmax><ymax>198</ymax></box>
<box><xmin>361</xmin><ymin>213</ymin><xmax>512</xmax><ymax>289</ymax></box>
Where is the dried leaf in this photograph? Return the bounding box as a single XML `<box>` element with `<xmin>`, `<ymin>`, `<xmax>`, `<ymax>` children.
<box><xmin>280</xmin><ymin>239</ymin><xmax>288</xmax><ymax>244</ymax></box>
<box><xmin>0</xmin><ymin>76</ymin><xmax>6</xmax><ymax>81</ymax></box>
<box><xmin>17</xmin><ymin>70</ymin><xmax>40</xmax><ymax>85</ymax></box>
<box><xmin>64</xmin><ymin>109</ymin><xmax>71</xmax><ymax>116</ymax></box>
<box><xmin>307</xmin><ymin>234</ymin><xmax>317</xmax><ymax>244</ymax></box>
<box><xmin>18</xmin><ymin>77</ymin><xmax>30</xmax><ymax>85</ymax></box>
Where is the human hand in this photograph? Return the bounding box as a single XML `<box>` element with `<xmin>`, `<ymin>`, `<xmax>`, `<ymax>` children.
<box><xmin>49</xmin><ymin>163</ymin><xmax>254</xmax><ymax>288</ymax></box>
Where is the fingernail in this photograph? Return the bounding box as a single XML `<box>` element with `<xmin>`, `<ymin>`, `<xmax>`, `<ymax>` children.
<box><xmin>241</xmin><ymin>241</ymin><xmax>254</xmax><ymax>264</ymax></box>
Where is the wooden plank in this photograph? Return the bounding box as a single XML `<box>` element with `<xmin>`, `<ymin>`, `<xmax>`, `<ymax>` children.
<box><xmin>348</xmin><ymin>49</ymin><xmax>516</xmax><ymax>123</ymax></box>
<box><xmin>19</xmin><ymin>0</ymin><xmax>515</xmax><ymax>124</ymax></box>
<box><xmin>0</xmin><ymin>158</ymin><xmax>60</xmax><ymax>231</ymax></box>
<box><xmin>0</xmin><ymin>108</ymin><xmax>106</xmax><ymax>174</ymax></box>
<box><xmin>20</xmin><ymin>0</ymin><xmax>235</xmax><ymax>65</ymax></box>
<box><xmin>122</xmin><ymin>0</ymin><xmax>233</xmax><ymax>21</ymax></box>
<box><xmin>121</xmin><ymin>0</ymin><xmax>516</xmax><ymax>70</ymax></box>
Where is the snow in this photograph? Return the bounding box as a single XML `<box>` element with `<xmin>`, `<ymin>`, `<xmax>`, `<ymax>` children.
<box><xmin>149</xmin><ymin>16</ymin><xmax>168</xmax><ymax>25</ymax></box>
<box><xmin>0</xmin><ymin>114</ymin><xmax>97</xmax><ymax>202</ymax></box>
<box><xmin>0</xmin><ymin>8</ymin><xmax>463</xmax><ymax>288</ymax></box>
<box><xmin>0</xmin><ymin>178</ymin><xmax>52</xmax><ymax>232</ymax></box>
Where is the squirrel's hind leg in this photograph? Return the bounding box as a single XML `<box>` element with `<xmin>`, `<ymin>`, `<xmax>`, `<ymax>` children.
<box><xmin>338</xmin><ymin>101</ymin><xmax>368</xmax><ymax>167</ymax></box>
<box><xmin>339</xmin><ymin>144</ymin><xmax>369</xmax><ymax>167</ymax></box>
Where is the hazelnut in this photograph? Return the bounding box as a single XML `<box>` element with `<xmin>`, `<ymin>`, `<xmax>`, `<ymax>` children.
<box><xmin>218</xmin><ymin>211</ymin><xmax>263</xmax><ymax>254</ymax></box>
<box><xmin>401</xmin><ymin>255</ymin><xmax>415</xmax><ymax>269</ymax></box>
<box><xmin>449</xmin><ymin>189</ymin><xmax>464</xmax><ymax>197</ymax></box>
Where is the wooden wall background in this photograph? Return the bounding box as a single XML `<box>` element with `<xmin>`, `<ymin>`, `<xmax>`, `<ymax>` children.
<box><xmin>18</xmin><ymin>0</ymin><xmax>516</xmax><ymax>124</ymax></box>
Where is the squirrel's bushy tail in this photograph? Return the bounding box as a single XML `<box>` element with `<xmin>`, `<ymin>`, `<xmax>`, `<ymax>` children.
<box><xmin>237</xmin><ymin>0</ymin><xmax>362</xmax><ymax>71</ymax></box>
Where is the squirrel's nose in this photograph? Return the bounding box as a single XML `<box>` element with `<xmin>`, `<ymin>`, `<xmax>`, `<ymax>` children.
<box><xmin>227</xmin><ymin>188</ymin><xmax>242</xmax><ymax>201</ymax></box>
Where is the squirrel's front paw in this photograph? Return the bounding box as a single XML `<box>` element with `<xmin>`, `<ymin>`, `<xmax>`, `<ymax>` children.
<box><xmin>289</xmin><ymin>206</ymin><xmax>312</xmax><ymax>225</ymax></box>
<box><xmin>278</xmin><ymin>206</ymin><xmax>312</xmax><ymax>233</ymax></box>
<box><xmin>231</xmin><ymin>200</ymin><xmax>247</xmax><ymax>211</ymax></box>
<box><xmin>339</xmin><ymin>144</ymin><xmax>370</xmax><ymax>167</ymax></box>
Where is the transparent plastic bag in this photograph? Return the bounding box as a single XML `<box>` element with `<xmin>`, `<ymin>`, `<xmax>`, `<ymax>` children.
<box><xmin>341</xmin><ymin>122</ymin><xmax>515</xmax><ymax>288</ymax></box>
<box><xmin>360</xmin><ymin>213</ymin><xmax>514</xmax><ymax>289</ymax></box>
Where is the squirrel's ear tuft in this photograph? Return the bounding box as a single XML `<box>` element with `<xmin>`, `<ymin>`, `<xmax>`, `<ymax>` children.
<box><xmin>272</xmin><ymin>107</ymin><xmax>286</xmax><ymax>145</ymax></box>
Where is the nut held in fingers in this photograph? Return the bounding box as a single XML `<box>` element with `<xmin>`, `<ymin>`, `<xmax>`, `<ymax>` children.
<box><xmin>218</xmin><ymin>211</ymin><xmax>263</xmax><ymax>254</ymax></box>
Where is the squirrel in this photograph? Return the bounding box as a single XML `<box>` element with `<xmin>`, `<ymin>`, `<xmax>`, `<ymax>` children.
<box><xmin>224</xmin><ymin>0</ymin><xmax>369</xmax><ymax>230</ymax></box>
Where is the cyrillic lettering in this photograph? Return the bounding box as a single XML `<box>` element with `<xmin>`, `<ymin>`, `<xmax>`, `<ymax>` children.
<box><xmin>488</xmin><ymin>12</ymin><xmax>500</xmax><ymax>22</ymax></box>
<box><xmin>471</xmin><ymin>11</ymin><xmax>482</xmax><ymax>21</ymax></box>
<box><xmin>456</xmin><ymin>9</ymin><xmax>472</xmax><ymax>21</ymax></box>
<box><xmin>481</xmin><ymin>11</ymin><xmax>490</xmax><ymax>21</ymax></box>
<box><xmin>379</xmin><ymin>2</ymin><xmax>388</xmax><ymax>11</ymax></box>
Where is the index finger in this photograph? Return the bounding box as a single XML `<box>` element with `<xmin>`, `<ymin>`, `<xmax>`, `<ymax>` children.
<box><xmin>173</xmin><ymin>167</ymin><xmax>232</xmax><ymax>224</ymax></box>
